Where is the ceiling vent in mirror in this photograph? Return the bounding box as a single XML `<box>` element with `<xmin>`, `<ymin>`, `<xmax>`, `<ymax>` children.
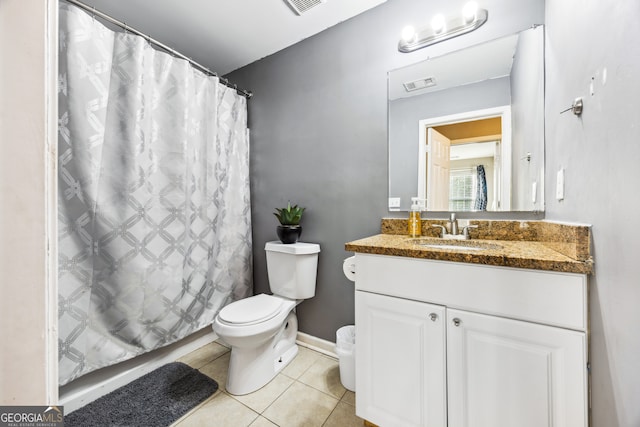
<box><xmin>403</xmin><ymin>77</ymin><xmax>437</xmax><ymax>92</ymax></box>
<box><xmin>283</xmin><ymin>0</ymin><xmax>327</xmax><ymax>15</ymax></box>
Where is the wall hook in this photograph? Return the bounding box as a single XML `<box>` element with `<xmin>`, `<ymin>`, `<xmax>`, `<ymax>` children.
<box><xmin>560</xmin><ymin>97</ymin><xmax>583</xmax><ymax>116</ymax></box>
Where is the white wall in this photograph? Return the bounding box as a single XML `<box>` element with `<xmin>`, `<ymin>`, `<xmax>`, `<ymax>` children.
<box><xmin>510</xmin><ymin>26</ymin><xmax>544</xmax><ymax>211</ymax></box>
<box><xmin>0</xmin><ymin>0</ymin><xmax>58</xmax><ymax>405</ymax></box>
<box><xmin>545</xmin><ymin>1</ymin><xmax>640</xmax><ymax>426</ymax></box>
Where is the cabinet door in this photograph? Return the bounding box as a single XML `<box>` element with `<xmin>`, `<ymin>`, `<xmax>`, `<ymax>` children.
<box><xmin>447</xmin><ymin>309</ymin><xmax>587</xmax><ymax>427</ymax></box>
<box><xmin>355</xmin><ymin>291</ymin><xmax>446</xmax><ymax>427</ymax></box>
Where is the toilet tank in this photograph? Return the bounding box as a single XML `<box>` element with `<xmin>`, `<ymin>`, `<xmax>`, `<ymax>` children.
<box><xmin>265</xmin><ymin>241</ymin><xmax>321</xmax><ymax>299</ymax></box>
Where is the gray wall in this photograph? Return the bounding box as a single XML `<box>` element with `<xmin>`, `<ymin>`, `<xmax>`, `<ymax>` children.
<box><xmin>544</xmin><ymin>1</ymin><xmax>640</xmax><ymax>426</ymax></box>
<box><xmin>389</xmin><ymin>77</ymin><xmax>511</xmax><ymax>209</ymax></box>
<box><xmin>228</xmin><ymin>0</ymin><xmax>544</xmax><ymax>342</ymax></box>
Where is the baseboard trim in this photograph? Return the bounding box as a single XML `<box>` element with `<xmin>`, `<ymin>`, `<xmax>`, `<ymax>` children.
<box><xmin>296</xmin><ymin>332</ymin><xmax>337</xmax><ymax>359</ymax></box>
<box><xmin>59</xmin><ymin>327</ymin><xmax>217</xmax><ymax>413</ymax></box>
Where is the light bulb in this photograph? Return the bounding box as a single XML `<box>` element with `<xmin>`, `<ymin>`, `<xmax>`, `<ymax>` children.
<box><xmin>431</xmin><ymin>14</ymin><xmax>446</xmax><ymax>34</ymax></box>
<box><xmin>463</xmin><ymin>1</ymin><xmax>478</xmax><ymax>23</ymax></box>
<box><xmin>401</xmin><ymin>25</ymin><xmax>417</xmax><ymax>43</ymax></box>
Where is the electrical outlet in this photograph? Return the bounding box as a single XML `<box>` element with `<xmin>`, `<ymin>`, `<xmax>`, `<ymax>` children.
<box><xmin>556</xmin><ymin>169</ymin><xmax>565</xmax><ymax>201</ymax></box>
<box><xmin>388</xmin><ymin>197</ymin><xmax>401</xmax><ymax>209</ymax></box>
<box><xmin>532</xmin><ymin>181</ymin><xmax>537</xmax><ymax>204</ymax></box>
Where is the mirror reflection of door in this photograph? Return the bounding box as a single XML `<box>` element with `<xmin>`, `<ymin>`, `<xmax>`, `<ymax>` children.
<box><xmin>426</xmin><ymin>128</ymin><xmax>451</xmax><ymax>210</ymax></box>
<box><xmin>420</xmin><ymin>115</ymin><xmax>507</xmax><ymax>212</ymax></box>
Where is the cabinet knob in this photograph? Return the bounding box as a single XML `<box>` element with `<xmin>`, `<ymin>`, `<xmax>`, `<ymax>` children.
<box><xmin>452</xmin><ymin>318</ymin><xmax>462</xmax><ymax>327</ymax></box>
<box><xmin>429</xmin><ymin>313</ymin><xmax>438</xmax><ymax>322</ymax></box>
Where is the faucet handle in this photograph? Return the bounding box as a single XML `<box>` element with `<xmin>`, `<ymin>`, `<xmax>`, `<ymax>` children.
<box><xmin>431</xmin><ymin>224</ymin><xmax>447</xmax><ymax>238</ymax></box>
<box><xmin>461</xmin><ymin>225</ymin><xmax>478</xmax><ymax>238</ymax></box>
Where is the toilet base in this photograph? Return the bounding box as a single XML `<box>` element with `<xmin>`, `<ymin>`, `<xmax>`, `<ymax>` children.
<box><xmin>272</xmin><ymin>344</ymin><xmax>298</xmax><ymax>378</ymax></box>
<box><xmin>225</xmin><ymin>311</ymin><xmax>298</xmax><ymax>396</ymax></box>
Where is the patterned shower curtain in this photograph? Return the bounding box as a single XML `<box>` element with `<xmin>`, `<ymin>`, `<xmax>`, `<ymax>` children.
<box><xmin>474</xmin><ymin>165</ymin><xmax>488</xmax><ymax>211</ymax></box>
<box><xmin>57</xmin><ymin>2</ymin><xmax>252</xmax><ymax>385</ymax></box>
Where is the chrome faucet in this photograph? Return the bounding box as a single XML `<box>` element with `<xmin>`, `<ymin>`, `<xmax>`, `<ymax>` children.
<box><xmin>449</xmin><ymin>212</ymin><xmax>459</xmax><ymax>236</ymax></box>
<box><xmin>432</xmin><ymin>213</ymin><xmax>477</xmax><ymax>240</ymax></box>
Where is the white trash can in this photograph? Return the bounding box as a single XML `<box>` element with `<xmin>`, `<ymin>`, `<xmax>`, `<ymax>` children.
<box><xmin>335</xmin><ymin>325</ymin><xmax>355</xmax><ymax>391</ymax></box>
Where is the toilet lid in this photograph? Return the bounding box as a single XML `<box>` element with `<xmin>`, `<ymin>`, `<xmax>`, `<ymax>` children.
<box><xmin>218</xmin><ymin>294</ymin><xmax>284</xmax><ymax>325</ymax></box>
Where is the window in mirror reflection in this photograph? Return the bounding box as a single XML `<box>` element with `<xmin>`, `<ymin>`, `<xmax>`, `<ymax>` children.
<box><xmin>449</xmin><ymin>143</ymin><xmax>496</xmax><ymax>211</ymax></box>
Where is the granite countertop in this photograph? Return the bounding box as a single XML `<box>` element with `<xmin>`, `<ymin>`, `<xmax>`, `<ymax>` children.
<box><xmin>345</xmin><ymin>220</ymin><xmax>594</xmax><ymax>274</ymax></box>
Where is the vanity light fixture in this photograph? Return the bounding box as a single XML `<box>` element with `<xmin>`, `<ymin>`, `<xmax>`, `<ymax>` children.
<box><xmin>398</xmin><ymin>2</ymin><xmax>488</xmax><ymax>53</ymax></box>
<box><xmin>462</xmin><ymin>1</ymin><xmax>479</xmax><ymax>24</ymax></box>
<box><xmin>431</xmin><ymin>14</ymin><xmax>446</xmax><ymax>35</ymax></box>
<box><xmin>401</xmin><ymin>26</ymin><xmax>417</xmax><ymax>43</ymax></box>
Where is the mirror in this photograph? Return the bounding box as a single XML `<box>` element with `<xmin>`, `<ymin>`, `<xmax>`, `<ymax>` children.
<box><xmin>388</xmin><ymin>26</ymin><xmax>544</xmax><ymax>212</ymax></box>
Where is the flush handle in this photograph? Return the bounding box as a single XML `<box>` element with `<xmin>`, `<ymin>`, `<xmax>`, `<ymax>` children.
<box><xmin>452</xmin><ymin>318</ymin><xmax>462</xmax><ymax>327</ymax></box>
<box><xmin>429</xmin><ymin>313</ymin><xmax>438</xmax><ymax>322</ymax></box>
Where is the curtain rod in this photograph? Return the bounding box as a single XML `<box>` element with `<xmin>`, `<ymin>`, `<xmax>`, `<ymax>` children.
<box><xmin>65</xmin><ymin>0</ymin><xmax>253</xmax><ymax>99</ymax></box>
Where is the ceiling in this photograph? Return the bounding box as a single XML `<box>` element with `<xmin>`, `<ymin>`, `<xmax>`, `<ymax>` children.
<box><xmin>81</xmin><ymin>0</ymin><xmax>387</xmax><ymax>76</ymax></box>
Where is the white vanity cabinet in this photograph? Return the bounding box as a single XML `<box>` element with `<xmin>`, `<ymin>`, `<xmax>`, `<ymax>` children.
<box><xmin>354</xmin><ymin>253</ymin><xmax>589</xmax><ymax>427</ymax></box>
<box><xmin>446</xmin><ymin>309</ymin><xmax>587</xmax><ymax>427</ymax></box>
<box><xmin>356</xmin><ymin>291</ymin><xmax>447</xmax><ymax>426</ymax></box>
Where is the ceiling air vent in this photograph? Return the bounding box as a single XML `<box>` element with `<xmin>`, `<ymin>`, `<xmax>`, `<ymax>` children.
<box><xmin>403</xmin><ymin>77</ymin><xmax>437</xmax><ymax>92</ymax></box>
<box><xmin>283</xmin><ymin>0</ymin><xmax>327</xmax><ymax>15</ymax></box>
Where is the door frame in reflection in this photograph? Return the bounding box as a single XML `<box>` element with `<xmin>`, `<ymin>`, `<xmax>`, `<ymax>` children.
<box><xmin>417</xmin><ymin>106</ymin><xmax>512</xmax><ymax>211</ymax></box>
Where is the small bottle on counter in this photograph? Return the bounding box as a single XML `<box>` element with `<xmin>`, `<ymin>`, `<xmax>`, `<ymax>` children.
<box><xmin>408</xmin><ymin>197</ymin><xmax>423</xmax><ymax>237</ymax></box>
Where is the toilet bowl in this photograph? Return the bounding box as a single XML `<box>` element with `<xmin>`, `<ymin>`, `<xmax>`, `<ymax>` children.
<box><xmin>213</xmin><ymin>293</ymin><xmax>298</xmax><ymax>395</ymax></box>
<box><xmin>212</xmin><ymin>241</ymin><xmax>320</xmax><ymax>395</ymax></box>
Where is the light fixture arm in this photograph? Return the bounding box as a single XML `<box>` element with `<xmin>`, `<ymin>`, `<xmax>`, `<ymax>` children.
<box><xmin>398</xmin><ymin>8</ymin><xmax>488</xmax><ymax>53</ymax></box>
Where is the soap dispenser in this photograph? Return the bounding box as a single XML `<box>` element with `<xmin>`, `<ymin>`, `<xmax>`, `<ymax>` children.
<box><xmin>408</xmin><ymin>197</ymin><xmax>423</xmax><ymax>237</ymax></box>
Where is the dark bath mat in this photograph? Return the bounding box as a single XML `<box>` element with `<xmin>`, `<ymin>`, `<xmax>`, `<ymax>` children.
<box><xmin>65</xmin><ymin>362</ymin><xmax>218</xmax><ymax>427</ymax></box>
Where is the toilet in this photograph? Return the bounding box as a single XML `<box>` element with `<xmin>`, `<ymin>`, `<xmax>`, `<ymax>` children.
<box><xmin>212</xmin><ymin>241</ymin><xmax>320</xmax><ymax>395</ymax></box>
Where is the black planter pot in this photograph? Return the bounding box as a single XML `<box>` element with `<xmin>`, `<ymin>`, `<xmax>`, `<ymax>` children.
<box><xmin>277</xmin><ymin>225</ymin><xmax>302</xmax><ymax>244</ymax></box>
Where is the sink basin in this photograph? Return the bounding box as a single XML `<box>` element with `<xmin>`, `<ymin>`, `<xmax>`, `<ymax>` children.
<box><xmin>410</xmin><ymin>238</ymin><xmax>503</xmax><ymax>252</ymax></box>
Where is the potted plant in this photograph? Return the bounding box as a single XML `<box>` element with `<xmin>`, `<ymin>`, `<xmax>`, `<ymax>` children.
<box><xmin>274</xmin><ymin>202</ymin><xmax>305</xmax><ymax>244</ymax></box>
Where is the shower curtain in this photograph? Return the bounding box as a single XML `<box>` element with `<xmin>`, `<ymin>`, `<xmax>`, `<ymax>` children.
<box><xmin>474</xmin><ymin>165</ymin><xmax>488</xmax><ymax>211</ymax></box>
<box><xmin>57</xmin><ymin>2</ymin><xmax>252</xmax><ymax>385</ymax></box>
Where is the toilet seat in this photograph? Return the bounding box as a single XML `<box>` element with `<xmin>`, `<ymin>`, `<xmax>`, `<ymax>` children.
<box><xmin>218</xmin><ymin>294</ymin><xmax>284</xmax><ymax>326</ymax></box>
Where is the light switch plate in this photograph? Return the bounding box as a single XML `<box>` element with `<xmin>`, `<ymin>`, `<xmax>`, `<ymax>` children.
<box><xmin>556</xmin><ymin>169</ymin><xmax>565</xmax><ymax>201</ymax></box>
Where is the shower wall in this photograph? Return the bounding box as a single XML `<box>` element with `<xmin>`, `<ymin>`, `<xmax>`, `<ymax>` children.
<box><xmin>0</xmin><ymin>0</ymin><xmax>58</xmax><ymax>405</ymax></box>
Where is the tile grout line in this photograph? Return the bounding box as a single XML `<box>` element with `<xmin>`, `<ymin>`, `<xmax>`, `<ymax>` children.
<box><xmin>319</xmin><ymin>395</ymin><xmax>342</xmax><ymax>427</ymax></box>
<box><xmin>170</xmin><ymin>387</ymin><xmax>224</xmax><ymax>426</ymax></box>
<box><xmin>230</xmin><ymin>375</ymin><xmax>295</xmax><ymax>424</ymax></box>
<box><xmin>176</xmin><ymin>342</ymin><xmax>356</xmax><ymax>427</ymax></box>
<box><xmin>292</xmin><ymin>356</ymin><xmax>347</xmax><ymax>402</ymax></box>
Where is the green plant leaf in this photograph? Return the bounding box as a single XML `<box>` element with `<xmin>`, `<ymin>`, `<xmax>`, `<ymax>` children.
<box><xmin>273</xmin><ymin>202</ymin><xmax>305</xmax><ymax>225</ymax></box>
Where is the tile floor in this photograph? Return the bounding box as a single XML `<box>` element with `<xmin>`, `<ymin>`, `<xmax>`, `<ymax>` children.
<box><xmin>171</xmin><ymin>341</ymin><xmax>364</xmax><ymax>427</ymax></box>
